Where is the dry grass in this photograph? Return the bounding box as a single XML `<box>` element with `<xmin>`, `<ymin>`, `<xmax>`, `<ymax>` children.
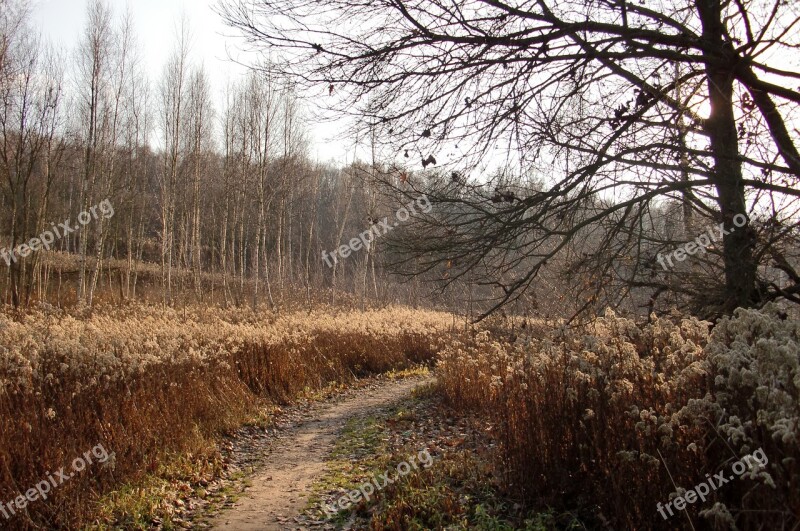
<box><xmin>0</xmin><ymin>303</ymin><xmax>453</xmax><ymax>529</ymax></box>
<box><xmin>436</xmin><ymin>305</ymin><xmax>800</xmax><ymax>530</ymax></box>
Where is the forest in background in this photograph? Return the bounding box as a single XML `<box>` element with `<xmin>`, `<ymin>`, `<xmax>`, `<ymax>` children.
<box><xmin>0</xmin><ymin>1</ymin><xmax>456</xmax><ymax>314</ymax></box>
<box><xmin>4</xmin><ymin>0</ymin><xmax>799</xmax><ymax>324</ymax></box>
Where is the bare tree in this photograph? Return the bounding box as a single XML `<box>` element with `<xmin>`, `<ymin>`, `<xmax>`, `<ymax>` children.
<box><xmin>184</xmin><ymin>66</ymin><xmax>214</xmax><ymax>299</ymax></box>
<box><xmin>220</xmin><ymin>0</ymin><xmax>800</xmax><ymax>319</ymax></box>
<box><xmin>120</xmin><ymin>26</ymin><xmax>151</xmax><ymax>301</ymax></box>
<box><xmin>76</xmin><ymin>0</ymin><xmax>113</xmax><ymax>304</ymax></box>
<box><xmin>87</xmin><ymin>6</ymin><xmax>137</xmax><ymax>305</ymax></box>
<box><xmin>244</xmin><ymin>71</ymin><xmax>279</xmax><ymax>309</ymax></box>
<box><xmin>219</xmin><ymin>81</ymin><xmax>238</xmax><ymax>306</ymax></box>
<box><xmin>159</xmin><ymin>17</ymin><xmax>191</xmax><ymax>306</ymax></box>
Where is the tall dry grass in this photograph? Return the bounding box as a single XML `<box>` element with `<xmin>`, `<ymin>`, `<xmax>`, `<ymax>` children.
<box><xmin>0</xmin><ymin>303</ymin><xmax>452</xmax><ymax>529</ymax></box>
<box><xmin>437</xmin><ymin>305</ymin><xmax>799</xmax><ymax>529</ymax></box>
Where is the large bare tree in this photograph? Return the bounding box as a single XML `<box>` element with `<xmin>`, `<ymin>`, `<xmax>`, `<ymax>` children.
<box><xmin>219</xmin><ymin>0</ymin><xmax>800</xmax><ymax>319</ymax></box>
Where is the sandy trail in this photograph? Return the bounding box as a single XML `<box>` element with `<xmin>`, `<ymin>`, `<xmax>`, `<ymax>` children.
<box><xmin>209</xmin><ymin>377</ymin><xmax>427</xmax><ymax>531</ymax></box>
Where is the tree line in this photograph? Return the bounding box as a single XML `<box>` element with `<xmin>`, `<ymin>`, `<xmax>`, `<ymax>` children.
<box><xmin>0</xmin><ymin>0</ymin><xmax>443</xmax><ymax>311</ymax></box>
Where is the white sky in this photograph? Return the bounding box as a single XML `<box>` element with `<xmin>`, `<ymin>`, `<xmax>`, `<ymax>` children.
<box><xmin>30</xmin><ymin>0</ymin><xmax>352</xmax><ymax>165</ymax></box>
<box><xmin>31</xmin><ymin>0</ymin><xmax>798</xmax><ymax>180</ymax></box>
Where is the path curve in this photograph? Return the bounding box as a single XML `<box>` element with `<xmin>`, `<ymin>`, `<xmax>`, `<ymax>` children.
<box><xmin>210</xmin><ymin>377</ymin><xmax>428</xmax><ymax>530</ymax></box>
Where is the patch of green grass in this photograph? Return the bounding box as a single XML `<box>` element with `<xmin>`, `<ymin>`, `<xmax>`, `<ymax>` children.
<box><xmin>306</xmin><ymin>413</ymin><xmax>391</xmax><ymax>524</ymax></box>
<box><xmin>240</xmin><ymin>403</ymin><xmax>281</xmax><ymax>429</ymax></box>
<box><xmin>86</xmin><ymin>431</ymin><xmax>245</xmax><ymax>530</ymax></box>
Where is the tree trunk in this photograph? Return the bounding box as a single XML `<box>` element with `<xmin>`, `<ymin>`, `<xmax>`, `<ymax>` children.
<box><xmin>697</xmin><ymin>0</ymin><xmax>759</xmax><ymax>312</ymax></box>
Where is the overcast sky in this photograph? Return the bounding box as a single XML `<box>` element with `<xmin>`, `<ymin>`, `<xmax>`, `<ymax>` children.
<box><xmin>30</xmin><ymin>0</ymin><xmax>351</xmax><ymax>164</ymax></box>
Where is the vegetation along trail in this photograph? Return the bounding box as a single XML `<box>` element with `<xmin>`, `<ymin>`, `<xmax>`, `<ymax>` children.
<box><xmin>209</xmin><ymin>376</ymin><xmax>430</xmax><ymax>530</ymax></box>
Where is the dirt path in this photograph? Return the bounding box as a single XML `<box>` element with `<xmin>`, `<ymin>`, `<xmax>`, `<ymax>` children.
<box><xmin>209</xmin><ymin>377</ymin><xmax>428</xmax><ymax>531</ymax></box>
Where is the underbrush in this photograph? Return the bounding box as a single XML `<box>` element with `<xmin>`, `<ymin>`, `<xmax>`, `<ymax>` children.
<box><xmin>307</xmin><ymin>386</ymin><xmax>561</xmax><ymax>530</ymax></box>
<box><xmin>437</xmin><ymin>304</ymin><xmax>800</xmax><ymax>530</ymax></box>
<box><xmin>0</xmin><ymin>303</ymin><xmax>452</xmax><ymax>529</ymax></box>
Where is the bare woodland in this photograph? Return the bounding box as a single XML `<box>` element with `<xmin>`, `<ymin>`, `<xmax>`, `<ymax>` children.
<box><xmin>221</xmin><ymin>0</ymin><xmax>800</xmax><ymax>322</ymax></box>
<box><xmin>0</xmin><ymin>0</ymin><xmax>431</xmax><ymax>314</ymax></box>
<box><xmin>2</xmin><ymin>0</ymin><xmax>800</xmax><ymax>320</ymax></box>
